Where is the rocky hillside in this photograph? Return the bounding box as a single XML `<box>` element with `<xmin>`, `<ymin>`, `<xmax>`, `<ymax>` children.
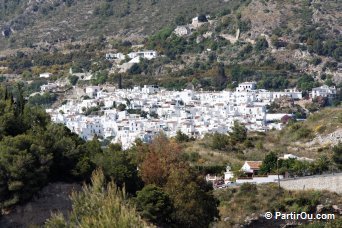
<box><xmin>1</xmin><ymin>0</ymin><xmax>340</xmax><ymax>51</ymax></box>
<box><xmin>0</xmin><ymin>0</ymin><xmax>239</xmax><ymax>50</ymax></box>
<box><xmin>0</xmin><ymin>0</ymin><xmax>341</xmax><ymax>89</ymax></box>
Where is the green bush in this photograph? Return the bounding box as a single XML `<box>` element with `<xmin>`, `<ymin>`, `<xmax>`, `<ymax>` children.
<box><xmin>45</xmin><ymin>170</ymin><xmax>147</xmax><ymax>227</ymax></box>
<box><xmin>255</xmin><ymin>37</ymin><xmax>269</xmax><ymax>51</ymax></box>
<box><xmin>68</xmin><ymin>75</ymin><xmax>79</xmax><ymax>85</ymax></box>
<box><xmin>208</xmin><ymin>132</ymin><xmax>231</xmax><ymax>150</ymax></box>
<box><xmin>136</xmin><ymin>185</ymin><xmax>173</xmax><ymax>225</ymax></box>
<box><xmin>239</xmin><ymin>183</ymin><xmax>257</xmax><ymax>195</ymax></box>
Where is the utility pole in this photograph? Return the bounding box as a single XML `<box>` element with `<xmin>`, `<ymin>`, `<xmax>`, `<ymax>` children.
<box><xmin>277</xmin><ymin>158</ymin><xmax>280</xmax><ymax>191</ymax></box>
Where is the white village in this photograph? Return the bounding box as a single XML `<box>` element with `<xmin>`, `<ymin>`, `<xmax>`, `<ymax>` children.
<box><xmin>47</xmin><ymin>81</ymin><xmax>315</xmax><ymax>150</ymax></box>
<box><xmin>44</xmin><ymin>80</ymin><xmax>339</xmax><ymax>188</ymax></box>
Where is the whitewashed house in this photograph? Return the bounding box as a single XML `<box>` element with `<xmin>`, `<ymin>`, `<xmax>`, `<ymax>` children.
<box><xmin>41</xmin><ymin>83</ymin><xmax>58</xmax><ymax>92</ymax></box>
<box><xmin>142</xmin><ymin>85</ymin><xmax>160</xmax><ymax>94</ymax></box>
<box><xmin>106</xmin><ymin>53</ymin><xmax>126</xmax><ymax>61</ymax></box>
<box><xmin>128</xmin><ymin>51</ymin><xmax>157</xmax><ymax>60</ymax></box>
<box><xmin>311</xmin><ymin>85</ymin><xmax>337</xmax><ymax>99</ymax></box>
<box><xmin>47</xmin><ymin>82</ymin><xmax>305</xmax><ymax>149</ymax></box>
<box><xmin>241</xmin><ymin>161</ymin><xmax>263</xmax><ymax>176</ymax></box>
<box><xmin>39</xmin><ymin>72</ymin><xmax>52</xmax><ymax>78</ymax></box>
<box><xmin>85</xmin><ymin>86</ymin><xmax>101</xmax><ymax>98</ymax></box>
<box><xmin>236</xmin><ymin>82</ymin><xmax>257</xmax><ymax>92</ymax></box>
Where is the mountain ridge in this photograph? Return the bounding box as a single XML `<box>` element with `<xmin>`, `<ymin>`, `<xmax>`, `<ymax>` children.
<box><xmin>0</xmin><ymin>0</ymin><xmax>239</xmax><ymax>50</ymax></box>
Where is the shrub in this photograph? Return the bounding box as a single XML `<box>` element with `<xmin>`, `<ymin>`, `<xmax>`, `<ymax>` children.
<box><xmin>208</xmin><ymin>132</ymin><xmax>231</xmax><ymax>150</ymax></box>
<box><xmin>239</xmin><ymin>183</ymin><xmax>257</xmax><ymax>195</ymax></box>
<box><xmin>175</xmin><ymin>130</ymin><xmax>191</xmax><ymax>142</ymax></box>
<box><xmin>68</xmin><ymin>75</ymin><xmax>79</xmax><ymax>85</ymax></box>
<box><xmin>45</xmin><ymin>170</ymin><xmax>147</xmax><ymax>227</ymax></box>
<box><xmin>255</xmin><ymin>37</ymin><xmax>269</xmax><ymax>51</ymax></box>
<box><xmin>197</xmin><ymin>14</ymin><xmax>208</xmax><ymax>22</ymax></box>
<box><xmin>136</xmin><ymin>185</ymin><xmax>173</xmax><ymax>225</ymax></box>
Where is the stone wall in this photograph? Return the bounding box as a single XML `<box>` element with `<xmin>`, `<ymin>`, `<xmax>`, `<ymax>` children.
<box><xmin>280</xmin><ymin>173</ymin><xmax>342</xmax><ymax>194</ymax></box>
<box><xmin>0</xmin><ymin>182</ymin><xmax>81</xmax><ymax>227</ymax></box>
<box><xmin>236</xmin><ymin>175</ymin><xmax>284</xmax><ymax>184</ymax></box>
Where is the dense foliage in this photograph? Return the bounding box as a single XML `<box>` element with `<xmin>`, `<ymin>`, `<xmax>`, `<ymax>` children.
<box><xmin>203</xmin><ymin>121</ymin><xmax>248</xmax><ymax>151</ymax></box>
<box><xmin>45</xmin><ymin>170</ymin><xmax>147</xmax><ymax>228</ymax></box>
<box><xmin>215</xmin><ymin>184</ymin><xmax>342</xmax><ymax>227</ymax></box>
<box><xmin>0</xmin><ymin>85</ymin><xmax>97</xmax><ymax>209</ymax></box>
<box><xmin>136</xmin><ymin>184</ymin><xmax>173</xmax><ymax>225</ymax></box>
<box><xmin>259</xmin><ymin>151</ymin><xmax>332</xmax><ymax>176</ymax></box>
<box><xmin>134</xmin><ymin>134</ymin><xmax>219</xmax><ymax>227</ymax></box>
<box><xmin>28</xmin><ymin>92</ymin><xmax>58</xmax><ymax>107</ymax></box>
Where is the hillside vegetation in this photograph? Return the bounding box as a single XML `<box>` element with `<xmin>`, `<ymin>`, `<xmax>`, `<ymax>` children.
<box><xmin>0</xmin><ymin>0</ymin><xmax>240</xmax><ymax>50</ymax></box>
<box><xmin>215</xmin><ymin>183</ymin><xmax>342</xmax><ymax>227</ymax></box>
<box><xmin>0</xmin><ymin>83</ymin><xmax>341</xmax><ymax>227</ymax></box>
<box><xmin>179</xmin><ymin>107</ymin><xmax>342</xmax><ymax>175</ymax></box>
<box><xmin>1</xmin><ymin>0</ymin><xmax>341</xmax><ymax>94</ymax></box>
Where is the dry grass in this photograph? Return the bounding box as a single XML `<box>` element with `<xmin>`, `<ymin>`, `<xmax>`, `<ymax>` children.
<box><xmin>181</xmin><ymin>107</ymin><xmax>342</xmax><ymax>170</ymax></box>
<box><xmin>214</xmin><ymin>183</ymin><xmax>342</xmax><ymax>227</ymax></box>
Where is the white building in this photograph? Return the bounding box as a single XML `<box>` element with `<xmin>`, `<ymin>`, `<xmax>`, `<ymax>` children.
<box><xmin>106</xmin><ymin>53</ymin><xmax>126</xmax><ymax>61</ymax></box>
<box><xmin>128</xmin><ymin>51</ymin><xmax>157</xmax><ymax>60</ymax></box>
<box><xmin>39</xmin><ymin>72</ymin><xmax>52</xmax><ymax>78</ymax></box>
<box><xmin>41</xmin><ymin>83</ymin><xmax>58</xmax><ymax>92</ymax></box>
<box><xmin>47</xmin><ymin>82</ymin><xmax>304</xmax><ymax>149</ymax></box>
<box><xmin>284</xmin><ymin>88</ymin><xmax>303</xmax><ymax>100</ymax></box>
<box><xmin>241</xmin><ymin>161</ymin><xmax>262</xmax><ymax>176</ymax></box>
<box><xmin>311</xmin><ymin>85</ymin><xmax>337</xmax><ymax>99</ymax></box>
<box><xmin>282</xmin><ymin>154</ymin><xmax>314</xmax><ymax>162</ymax></box>
<box><xmin>236</xmin><ymin>82</ymin><xmax>257</xmax><ymax>92</ymax></box>
<box><xmin>85</xmin><ymin>86</ymin><xmax>101</xmax><ymax>98</ymax></box>
<box><xmin>142</xmin><ymin>85</ymin><xmax>160</xmax><ymax>94</ymax></box>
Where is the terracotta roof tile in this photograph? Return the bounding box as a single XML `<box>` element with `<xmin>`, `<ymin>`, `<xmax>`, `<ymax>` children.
<box><xmin>246</xmin><ymin>161</ymin><xmax>262</xmax><ymax>170</ymax></box>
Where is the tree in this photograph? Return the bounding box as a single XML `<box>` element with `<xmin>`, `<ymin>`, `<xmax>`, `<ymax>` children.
<box><xmin>175</xmin><ymin>15</ymin><xmax>187</xmax><ymax>25</ymax></box>
<box><xmin>136</xmin><ymin>135</ymin><xmax>218</xmax><ymax>227</ymax></box>
<box><xmin>0</xmin><ymin>86</ymin><xmax>101</xmax><ymax>210</ymax></box>
<box><xmin>28</xmin><ymin>92</ymin><xmax>58</xmax><ymax>107</ymax></box>
<box><xmin>40</xmin><ymin>124</ymin><xmax>89</xmax><ymax>180</ymax></box>
<box><xmin>45</xmin><ymin>170</ymin><xmax>147</xmax><ymax>228</ymax></box>
<box><xmin>297</xmin><ymin>75</ymin><xmax>315</xmax><ymax>91</ymax></box>
<box><xmin>175</xmin><ymin>130</ymin><xmax>190</xmax><ymax>142</ymax></box>
<box><xmin>260</xmin><ymin>152</ymin><xmax>278</xmax><ymax>174</ymax></box>
<box><xmin>208</xmin><ymin>132</ymin><xmax>231</xmax><ymax>150</ymax></box>
<box><xmin>68</xmin><ymin>75</ymin><xmax>79</xmax><ymax>85</ymax></box>
<box><xmin>332</xmin><ymin>143</ymin><xmax>342</xmax><ymax>170</ymax></box>
<box><xmin>165</xmin><ymin>167</ymin><xmax>218</xmax><ymax>227</ymax></box>
<box><xmin>71</xmin><ymin>137</ymin><xmax>103</xmax><ymax>179</ymax></box>
<box><xmin>313</xmin><ymin>155</ymin><xmax>331</xmax><ymax>174</ymax></box>
<box><xmin>94</xmin><ymin>2</ymin><xmax>114</xmax><ymax>17</ymax></box>
<box><xmin>118</xmin><ymin>74</ymin><xmax>123</xmax><ymax>89</ymax></box>
<box><xmin>255</xmin><ymin>37</ymin><xmax>269</xmax><ymax>51</ymax></box>
<box><xmin>229</xmin><ymin>121</ymin><xmax>247</xmax><ymax>143</ymax></box>
<box><xmin>0</xmin><ymin>134</ymin><xmax>52</xmax><ymax>208</ymax></box>
<box><xmin>94</xmin><ymin>144</ymin><xmax>141</xmax><ymax>193</ymax></box>
<box><xmin>129</xmin><ymin>63</ymin><xmax>142</xmax><ymax>74</ymax></box>
<box><xmin>117</xmin><ymin>103</ymin><xmax>126</xmax><ymax>111</ymax></box>
<box><xmin>138</xmin><ymin>134</ymin><xmax>182</xmax><ymax>187</ymax></box>
<box><xmin>212</xmin><ymin>63</ymin><xmax>227</xmax><ymax>90</ymax></box>
<box><xmin>136</xmin><ymin>185</ymin><xmax>173</xmax><ymax>225</ymax></box>
<box><xmin>197</xmin><ymin>14</ymin><xmax>208</xmax><ymax>22</ymax></box>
